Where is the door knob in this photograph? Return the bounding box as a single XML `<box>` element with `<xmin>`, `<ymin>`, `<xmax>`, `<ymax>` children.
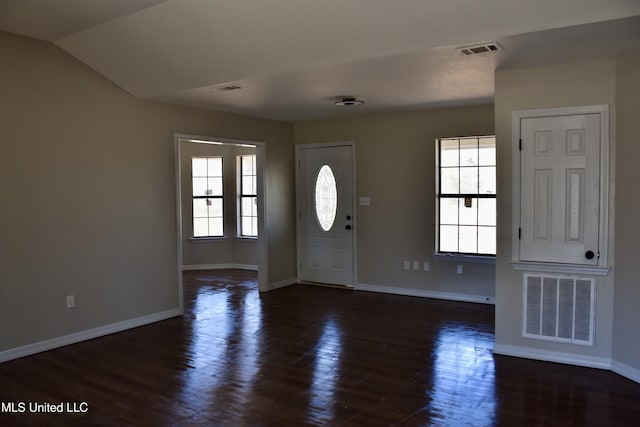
<box><xmin>585</xmin><ymin>250</ymin><xmax>595</xmax><ymax>260</ymax></box>
<box><xmin>345</xmin><ymin>225</ymin><xmax>352</xmax><ymax>230</ymax></box>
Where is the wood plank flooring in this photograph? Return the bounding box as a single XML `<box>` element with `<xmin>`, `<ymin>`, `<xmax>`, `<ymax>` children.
<box><xmin>1</xmin><ymin>269</ymin><xmax>640</xmax><ymax>426</ymax></box>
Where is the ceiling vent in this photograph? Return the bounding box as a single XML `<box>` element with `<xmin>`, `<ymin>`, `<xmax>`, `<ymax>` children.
<box><xmin>215</xmin><ymin>84</ymin><xmax>244</xmax><ymax>92</ymax></box>
<box><xmin>334</xmin><ymin>96</ymin><xmax>365</xmax><ymax>107</ymax></box>
<box><xmin>456</xmin><ymin>42</ymin><xmax>501</xmax><ymax>56</ymax></box>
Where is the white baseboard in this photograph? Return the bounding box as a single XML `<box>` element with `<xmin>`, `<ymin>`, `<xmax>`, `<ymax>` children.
<box><xmin>493</xmin><ymin>343</ymin><xmax>612</xmax><ymax>370</ymax></box>
<box><xmin>182</xmin><ymin>263</ymin><xmax>258</xmax><ymax>271</ymax></box>
<box><xmin>0</xmin><ymin>308</ymin><xmax>181</xmax><ymax>364</ymax></box>
<box><xmin>267</xmin><ymin>277</ymin><xmax>297</xmax><ymax>291</ymax></box>
<box><xmin>356</xmin><ymin>282</ymin><xmax>495</xmax><ymax>305</ymax></box>
<box><xmin>612</xmin><ymin>359</ymin><xmax>640</xmax><ymax>384</ymax></box>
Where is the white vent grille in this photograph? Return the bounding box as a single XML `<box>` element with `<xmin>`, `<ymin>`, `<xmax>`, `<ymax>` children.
<box><xmin>523</xmin><ymin>273</ymin><xmax>594</xmax><ymax>345</ymax></box>
<box><xmin>456</xmin><ymin>42</ymin><xmax>501</xmax><ymax>56</ymax></box>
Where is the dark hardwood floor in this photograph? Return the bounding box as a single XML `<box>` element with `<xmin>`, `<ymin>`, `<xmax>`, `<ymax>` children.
<box><xmin>1</xmin><ymin>269</ymin><xmax>640</xmax><ymax>426</ymax></box>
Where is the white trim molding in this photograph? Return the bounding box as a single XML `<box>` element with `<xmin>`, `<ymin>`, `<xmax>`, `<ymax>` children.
<box><xmin>267</xmin><ymin>277</ymin><xmax>297</xmax><ymax>291</ymax></box>
<box><xmin>174</xmin><ymin>133</ymin><xmax>268</xmax><ymax>296</ymax></box>
<box><xmin>0</xmin><ymin>308</ymin><xmax>181</xmax><ymax>364</ymax></box>
<box><xmin>432</xmin><ymin>253</ymin><xmax>496</xmax><ymax>265</ymax></box>
<box><xmin>493</xmin><ymin>343</ymin><xmax>612</xmax><ymax>370</ymax></box>
<box><xmin>495</xmin><ymin>344</ymin><xmax>640</xmax><ymax>385</ymax></box>
<box><xmin>182</xmin><ymin>263</ymin><xmax>258</xmax><ymax>271</ymax></box>
<box><xmin>356</xmin><ymin>282</ymin><xmax>495</xmax><ymax>305</ymax></box>
<box><xmin>512</xmin><ymin>261</ymin><xmax>610</xmax><ymax>276</ymax></box>
<box><xmin>612</xmin><ymin>360</ymin><xmax>640</xmax><ymax>384</ymax></box>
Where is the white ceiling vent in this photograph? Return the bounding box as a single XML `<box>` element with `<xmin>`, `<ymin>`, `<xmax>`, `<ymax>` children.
<box><xmin>456</xmin><ymin>42</ymin><xmax>501</xmax><ymax>56</ymax></box>
<box><xmin>215</xmin><ymin>84</ymin><xmax>244</xmax><ymax>92</ymax></box>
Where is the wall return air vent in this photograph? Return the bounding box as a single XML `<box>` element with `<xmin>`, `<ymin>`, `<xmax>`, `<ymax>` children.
<box><xmin>523</xmin><ymin>273</ymin><xmax>595</xmax><ymax>346</ymax></box>
<box><xmin>456</xmin><ymin>42</ymin><xmax>501</xmax><ymax>56</ymax></box>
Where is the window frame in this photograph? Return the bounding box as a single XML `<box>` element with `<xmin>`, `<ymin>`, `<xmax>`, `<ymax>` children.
<box><xmin>191</xmin><ymin>156</ymin><xmax>224</xmax><ymax>238</ymax></box>
<box><xmin>435</xmin><ymin>135</ymin><xmax>496</xmax><ymax>260</ymax></box>
<box><xmin>238</xmin><ymin>154</ymin><xmax>258</xmax><ymax>238</ymax></box>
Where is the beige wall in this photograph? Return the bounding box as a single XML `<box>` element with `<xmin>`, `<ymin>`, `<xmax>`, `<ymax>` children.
<box><xmin>180</xmin><ymin>142</ymin><xmax>257</xmax><ymax>267</ymax></box>
<box><xmin>4</xmin><ymin>27</ymin><xmax>639</xmax><ymax>380</ymax></box>
<box><xmin>613</xmin><ymin>49</ymin><xmax>640</xmax><ymax>374</ymax></box>
<box><xmin>294</xmin><ymin>105</ymin><xmax>496</xmax><ymax>300</ymax></box>
<box><xmin>0</xmin><ymin>31</ymin><xmax>295</xmax><ymax>353</ymax></box>
<box><xmin>494</xmin><ymin>58</ymin><xmax>617</xmax><ymax>361</ymax></box>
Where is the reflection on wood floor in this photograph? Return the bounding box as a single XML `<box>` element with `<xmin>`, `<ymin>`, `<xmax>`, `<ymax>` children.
<box><xmin>2</xmin><ymin>269</ymin><xmax>640</xmax><ymax>426</ymax></box>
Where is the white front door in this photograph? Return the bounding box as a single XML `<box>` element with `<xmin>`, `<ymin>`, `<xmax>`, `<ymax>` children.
<box><xmin>519</xmin><ymin>113</ymin><xmax>601</xmax><ymax>265</ymax></box>
<box><xmin>297</xmin><ymin>144</ymin><xmax>355</xmax><ymax>286</ymax></box>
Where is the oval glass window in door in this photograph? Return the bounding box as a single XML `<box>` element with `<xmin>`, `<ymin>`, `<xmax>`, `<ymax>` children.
<box><xmin>314</xmin><ymin>165</ymin><xmax>338</xmax><ymax>231</ymax></box>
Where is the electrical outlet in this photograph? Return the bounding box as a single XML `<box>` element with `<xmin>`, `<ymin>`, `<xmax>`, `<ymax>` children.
<box><xmin>413</xmin><ymin>260</ymin><xmax>419</xmax><ymax>271</ymax></box>
<box><xmin>403</xmin><ymin>260</ymin><xmax>410</xmax><ymax>270</ymax></box>
<box><xmin>423</xmin><ymin>261</ymin><xmax>430</xmax><ymax>271</ymax></box>
<box><xmin>456</xmin><ymin>264</ymin><xmax>463</xmax><ymax>275</ymax></box>
<box><xmin>66</xmin><ymin>295</ymin><xmax>75</xmax><ymax>309</ymax></box>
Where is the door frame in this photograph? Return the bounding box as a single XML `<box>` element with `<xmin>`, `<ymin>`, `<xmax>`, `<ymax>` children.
<box><xmin>174</xmin><ymin>133</ymin><xmax>268</xmax><ymax>314</ymax></box>
<box><xmin>511</xmin><ymin>105</ymin><xmax>610</xmax><ymax>275</ymax></box>
<box><xmin>295</xmin><ymin>141</ymin><xmax>357</xmax><ymax>287</ymax></box>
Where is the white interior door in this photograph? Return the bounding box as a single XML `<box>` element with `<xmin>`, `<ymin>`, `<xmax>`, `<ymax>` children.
<box><xmin>519</xmin><ymin>113</ymin><xmax>601</xmax><ymax>265</ymax></box>
<box><xmin>297</xmin><ymin>144</ymin><xmax>354</xmax><ymax>286</ymax></box>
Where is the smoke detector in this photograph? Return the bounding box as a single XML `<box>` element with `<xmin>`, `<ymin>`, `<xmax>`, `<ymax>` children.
<box><xmin>456</xmin><ymin>42</ymin><xmax>501</xmax><ymax>56</ymax></box>
<box><xmin>335</xmin><ymin>96</ymin><xmax>365</xmax><ymax>107</ymax></box>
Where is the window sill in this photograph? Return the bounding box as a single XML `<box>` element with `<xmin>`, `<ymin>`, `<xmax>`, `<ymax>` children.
<box><xmin>189</xmin><ymin>236</ymin><xmax>227</xmax><ymax>243</ymax></box>
<box><xmin>511</xmin><ymin>261</ymin><xmax>611</xmax><ymax>276</ymax></box>
<box><xmin>236</xmin><ymin>235</ymin><xmax>258</xmax><ymax>240</ymax></box>
<box><xmin>432</xmin><ymin>253</ymin><xmax>496</xmax><ymax>264</ymax></box>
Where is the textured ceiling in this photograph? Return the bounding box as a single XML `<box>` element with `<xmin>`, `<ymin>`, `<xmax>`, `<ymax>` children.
<box><xmin>2</xmin><ymin>0</ymin><xmax>640</xmax><ymax>121</ymax></box>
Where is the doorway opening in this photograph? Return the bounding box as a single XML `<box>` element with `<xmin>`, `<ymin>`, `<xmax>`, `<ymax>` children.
<box><xmin>175</xmin><ymin>134</ymin><xmax>267</xmax><ymax>313</ymax></box>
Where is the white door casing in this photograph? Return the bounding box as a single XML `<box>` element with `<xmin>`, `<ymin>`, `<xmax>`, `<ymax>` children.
<box><xmin>174</xmin><ymin>134</ymin><xmax>268</xmax><ymax>306</ymax></box>
<box><xmin>297</xmin><ymin>143</ymin><xmax>355</xmax><ymax>286</ymax></box>
<box><xmin>512</xmin><ymin>105</ymin><xmax>610</xmax><ymax>275</ymax></box>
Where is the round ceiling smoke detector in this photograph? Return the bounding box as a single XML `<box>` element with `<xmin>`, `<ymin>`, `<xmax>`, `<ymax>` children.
<box><xmin>335</xmin><ymin>96</ymin><xmax>364</xmax><ymax>107</ymax></box>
